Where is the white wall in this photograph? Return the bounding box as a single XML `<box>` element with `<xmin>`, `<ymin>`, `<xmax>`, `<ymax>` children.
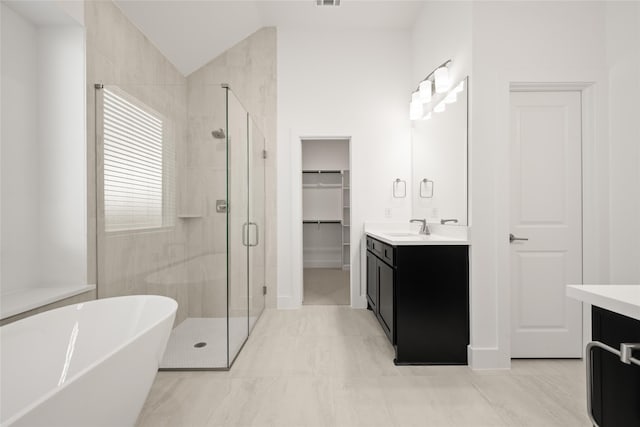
<box><xmin>469</xmin><ymin>1</ymin><xmax>609</xmax><ymax>368</ymax></box>
<box><xmin>411</xmin><ymin>1</ymin><xmax>472</xmax><ymax>89</ymax></box>
<box><xmin>1</xmin><ymin>4</ymin><xmax>41</xmax><ymax>293</ymax></box>
<box><xmin>277</xmin><ymin>28</ymin><xmax>412</xmax><ymax>308</ymax></box>
<box><xmin>55</xmin><ymin>0</ymin><xmax>84</xmax><ymax>25</ymax></box>
<box><xmin>301</xmin><ymin>139</ymin><xmax>349</xmax><ymax>171</ymax></box>
<box><xmin>1</xmin><ymin>2</ymin><xmax>86</xmax><ymax>294</ymax></box>
<box><xmin>38</xmin><ymin>25</ymin><xmax>86</xmax><ymax>287</ymax></box>
<box><xmin>606</xmin><ymin>1</ymin><xmax>640</xmax><ymax>283</ymax></box>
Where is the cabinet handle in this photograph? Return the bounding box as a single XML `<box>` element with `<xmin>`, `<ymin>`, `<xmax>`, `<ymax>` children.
<box><xmin>242</xmin><ymin>223</ymin><xmax>248</xmax><ymax>247</ymax></box>
<box><xmin>585</xmin><ymin>341</ymin><xmax>640</xmax><ymax>427</ymax></box>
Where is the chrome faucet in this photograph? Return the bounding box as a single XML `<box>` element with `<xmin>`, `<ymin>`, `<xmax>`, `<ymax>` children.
<box><xmin>440</xmin><ymin>219</ymin><xmax>458</xmax><ymax>225</ymax></box>
<box><xmin>410</xmin><ymin>219</ymin><xmax>430</xmax><ymax>235</ymax></box>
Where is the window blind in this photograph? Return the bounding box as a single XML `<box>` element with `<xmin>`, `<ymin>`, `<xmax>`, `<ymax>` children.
<box><xmin>103</xmin><ymin>88</ymin><xmax>174</xmax><ymax>232</ymax></box>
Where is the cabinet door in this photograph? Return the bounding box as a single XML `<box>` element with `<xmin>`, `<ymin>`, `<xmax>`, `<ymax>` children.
<box><xmin>366</xmin><ymin>250</ymin><xmax>377</xmax><ymax>310</ymax></box>
<box><xmin>378</xmin><ymin>260</ymin><xmax>394</xmax><ymax>342</ymax></box>
<box><xmin>592</xmin><ymin>307</ymin><xmax>640</xmax><ymax>427</ymax></box>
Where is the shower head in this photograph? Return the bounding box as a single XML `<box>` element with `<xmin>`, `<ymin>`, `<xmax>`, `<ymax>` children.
<box><xmin>211</xmin><ymin>128</ymin><xmax>226</xmax><ymax>139</ymax></box>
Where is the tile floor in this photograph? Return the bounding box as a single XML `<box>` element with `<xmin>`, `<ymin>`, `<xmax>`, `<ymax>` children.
<box><xmin>303</xmin><ymin>268</ymin><xmax>350</xmax><ymax>306</ymax></box>
<box><xmin>137</xmin><ymin>306</ymin><xmax>590</xmax><ymax>427</ymax></box>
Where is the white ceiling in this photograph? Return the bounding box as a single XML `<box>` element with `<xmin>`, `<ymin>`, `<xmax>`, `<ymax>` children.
<box><xmin>114</xmin><ymin>0</ymin><xmax>425</xmax><ymax>76</ymax></box>
<box><xmin>3</xmin><ymin>0</ymin><xmax>78</xmax><ymax>26</ymax></box>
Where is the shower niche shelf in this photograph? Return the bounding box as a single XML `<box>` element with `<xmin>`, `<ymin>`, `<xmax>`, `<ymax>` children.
<box><xmin>177</xmin><ymin>214</ymin><xmax>203</xmax><ymax>219</ymax></box>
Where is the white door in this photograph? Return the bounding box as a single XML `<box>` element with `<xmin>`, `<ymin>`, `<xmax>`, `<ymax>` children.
<box><xmin>510</xmin><ymin>91</ymin><xmax>583</xmax><ymax>358</ymax></box>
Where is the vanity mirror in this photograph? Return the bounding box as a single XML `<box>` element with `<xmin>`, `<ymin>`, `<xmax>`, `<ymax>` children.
<box><xmin>411</xmin><ymin>76</ymin><xmax>468</xmax><ymax>225</ymax></box>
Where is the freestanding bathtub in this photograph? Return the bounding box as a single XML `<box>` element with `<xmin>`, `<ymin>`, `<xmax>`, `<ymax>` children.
<box><xmin>0</xmin><ymin>295</ymin><xmax>177</xmax><ymax>427</ymax></box>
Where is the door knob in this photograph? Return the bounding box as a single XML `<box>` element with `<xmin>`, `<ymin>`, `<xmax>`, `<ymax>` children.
<box><xmin>509</xmin><ymin>233</ymin><xmax>529</xmax><ymax>243</ymax></box>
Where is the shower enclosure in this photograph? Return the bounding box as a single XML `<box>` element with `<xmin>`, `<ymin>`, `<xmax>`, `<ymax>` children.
<box><xmin>95</xmin><ymin>82</ymin><xmax>266</xmax><ymax>369</ymax></box>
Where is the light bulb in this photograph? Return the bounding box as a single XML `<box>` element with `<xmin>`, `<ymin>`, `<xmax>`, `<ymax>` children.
<box><xmin>418</xmin><ymin>80</ymin><xmax>432</xmax><ymax>103</ymax></box>
<box><xmin>411</xmin><ymin>91</ymin><xmax>421</xmax><ymax>103</ymax></box>
<box><xmin>434</xmin><ymin>66</ymin><xmax>450</xmax><ymax>93</ymax></box>
<box><xmin>433</xmin><ymin>101</ymin><xmax>446</xmax><ymax>113</ymax></box>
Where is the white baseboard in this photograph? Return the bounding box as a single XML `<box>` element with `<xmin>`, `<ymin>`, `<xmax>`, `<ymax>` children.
<box><xmin>351</xmin><ymin>295</ymin><xmax>367</xmax><ymax>309</ymax></box>
<box><xmin>467</xmin><ymin>345</ymin><xmax>511</xmax><ymax>370</ymax></box>
<box><xmin>277</xmin><ymin>295</ymin><xmax>301</xmax><ymax>310</ymax></box>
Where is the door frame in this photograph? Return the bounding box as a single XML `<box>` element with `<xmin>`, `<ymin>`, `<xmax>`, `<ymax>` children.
<box><xmin>290</xmin><ymin>133</ymin><xmax>354</xmax><ymax>309</ymax></box>
<box><xmin>508</xmin><ymin>82</ymin><xmax>597</xmax><ymax>357</ymax></box>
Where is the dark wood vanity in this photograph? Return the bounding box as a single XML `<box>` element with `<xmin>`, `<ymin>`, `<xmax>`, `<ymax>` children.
<box><xmin>366</xmin><ymin>235</ymin><xmax>469</xmax><ymax>365</ymax></box>
<box><xmin>590</xmin><ymin>307</ymin><xmax>640</xmax><ymax>426</ymax></box>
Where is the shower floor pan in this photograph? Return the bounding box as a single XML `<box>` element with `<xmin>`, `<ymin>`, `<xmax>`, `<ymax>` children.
<box><xmin>160</xmin><ymin>316</ymin><xmax>256</xmax><ymax>370</ymax></box>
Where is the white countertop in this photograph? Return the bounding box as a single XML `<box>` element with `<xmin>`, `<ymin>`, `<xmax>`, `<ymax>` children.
<box><xmin>566</xmin><ymin>285</ymin><xmax>640</xmax><ymax>321</ymax></box>
<box><xmin>364</xmin><ymin>222</ymin><xmax>470</xmax><ymax>246</ymax></box>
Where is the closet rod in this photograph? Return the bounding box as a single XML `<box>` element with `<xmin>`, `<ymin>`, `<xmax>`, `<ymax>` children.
<box><xmin>302</xmin><ymin>170</ymin><xmax>342</xmax><ymax>174</ymax></box>
<box><xmin>302</xmin><ymin>220</ymin><xmax>342</xmax><ymax>224</ymax></box>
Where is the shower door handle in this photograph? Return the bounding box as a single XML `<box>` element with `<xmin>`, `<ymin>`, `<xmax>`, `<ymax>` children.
<box><xmin>248</xmin><ymin>222</ymin><xmax>259</xmax><ymax>247</ymax></box>
<box><xmin>242</xmin><ymin>223</ymin><xmax>249</xmax><ymax>247</ymax></box>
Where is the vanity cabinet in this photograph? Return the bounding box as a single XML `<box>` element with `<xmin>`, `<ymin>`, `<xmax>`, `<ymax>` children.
<box><xmin>366</xmin><ymin>238</ymin><xmax>393</xmax><ymax>340</ymax></box>
<box><xmin>366</xmin><ymin>235</ymin><xmax>469</xmax><ymax>365</ymax></box>
<box><xmin>591</xmin><ymin>306</ymin><xmax>640</xmax><ymax>427</ymax></box>
<box><xmin>366</xmin><ymin>247</ymin><xmax>377</xmax><ymax>312</ymax></box>
<box><xmin>378</xmin><ymin>260</ymin><xmax>394</xmax><ymax>340</ymax></box>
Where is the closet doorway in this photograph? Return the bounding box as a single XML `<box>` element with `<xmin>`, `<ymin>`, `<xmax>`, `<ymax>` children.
<box><xmin>301</xmin><ymin>139</ymin><xmax>350</xmax><ymax>305</ymax></box>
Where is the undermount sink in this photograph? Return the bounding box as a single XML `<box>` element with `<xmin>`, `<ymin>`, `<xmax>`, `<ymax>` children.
<box><xmin>375</xmin><ymin>232</ymin><xmax>467</xmax><ymax>243</ymax></box>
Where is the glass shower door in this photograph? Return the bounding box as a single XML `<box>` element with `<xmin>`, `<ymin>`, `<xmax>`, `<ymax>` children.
<box><xmin>226</xmin><ymin>90</ymin><xmax>249</xmax><ymax>365</ymax></box>
<box><xmin>248</xmin><ymin>118</ymin><xmax>266</xmax><ymax>331</ymax></box>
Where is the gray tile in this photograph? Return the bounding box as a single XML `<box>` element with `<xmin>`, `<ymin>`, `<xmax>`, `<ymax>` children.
<box><xmin>137</xmin><ymin>307</ymin><xmax>589</xmax><ymax>427</ymax></box>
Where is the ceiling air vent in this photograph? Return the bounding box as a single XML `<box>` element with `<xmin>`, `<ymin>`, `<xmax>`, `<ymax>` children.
<box><xmin>316</xmin><ymin>0</ymin><xmax>340</xmax><ymax>6</ymax></box>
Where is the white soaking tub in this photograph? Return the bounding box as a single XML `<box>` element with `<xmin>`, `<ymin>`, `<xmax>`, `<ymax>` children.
<box><xmin>0</xmin><ymin>295</ymin><xmax>177</xmax><ymax>427</ymax></box>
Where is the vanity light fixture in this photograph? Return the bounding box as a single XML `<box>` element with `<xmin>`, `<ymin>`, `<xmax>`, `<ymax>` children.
<box><xmin>433</xmin><ymin>101</ymin><xmax>446</xmax><ymax>113</ymax></box>
<box><xmin>434</xmin><ymin>66</ymin><xmax>451</xmax><ymax>93</ymax></box>
<box><xmin>409</xmin><ymin>59</ymin><xmax>451</xmax><ymax>120</ymax></box>
<box><xmin>419</xmin><ymin>80</ymin><xmax>432</xmax><ymax>103</ymax></box>
<box><xmin>444</xmin><ymin>91</ymin><xmax>457</xmax><ymax>104</ymax></box>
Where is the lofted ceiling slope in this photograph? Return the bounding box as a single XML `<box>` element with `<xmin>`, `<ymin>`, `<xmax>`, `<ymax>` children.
<box><xmin>114</xmin><ymin>0</ymin><xmax>425</xmax><ymax>76</ymax></box>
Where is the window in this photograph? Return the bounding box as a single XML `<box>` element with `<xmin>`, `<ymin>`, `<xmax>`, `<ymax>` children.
<box><xmin>102</xmin><ymin>87</ymin><xmax>175</xmax><ymax>232</ymax></box>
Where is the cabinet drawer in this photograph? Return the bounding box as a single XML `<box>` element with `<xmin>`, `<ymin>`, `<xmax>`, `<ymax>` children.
<box><xmin>367</xmin><ymin>236</ymin><xmax>394</xmax><ymax>266</ymax></box>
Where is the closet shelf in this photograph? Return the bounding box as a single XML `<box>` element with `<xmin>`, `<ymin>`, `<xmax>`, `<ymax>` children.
<box><xmin>302</xmin><ymin>184</ymin><xmax>342</xmax><ymax>189</ymax></box>
<box><xmin>302</xmin><ymin>170</ymin><xmax>342</xmax><ymax>174</ymax></box>
<box><xmin>178</xmin><ymin>214</ymin><xmax>203</xmax><ymax>219</ymax></box>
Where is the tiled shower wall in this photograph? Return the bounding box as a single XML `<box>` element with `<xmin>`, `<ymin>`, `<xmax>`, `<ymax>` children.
<box><xmin>85</xmin><ymin>1</ymin><xmax>277</xmax><ymax>325</ymax></box>
<box><xmin>85</xmin><ymin>0</ymin><xmax>190</xmax><ymax>324</ymax></box>
<box><xmin>186</xmin><ymin>27</ymin><xmax>278</xmax><ymax>315</ymax></box>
